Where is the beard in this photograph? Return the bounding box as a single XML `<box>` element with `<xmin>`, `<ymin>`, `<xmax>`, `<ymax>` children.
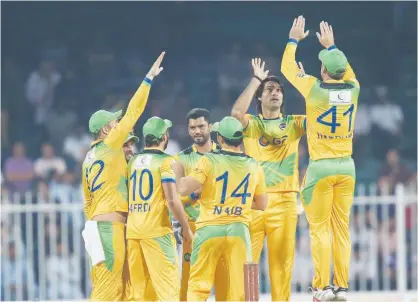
<box><xmin>125</xmin><ymin>152</ymin><xmax>134</xmax><ymax>162</ymax></box>
<box><xmin>193</xmin><ymin>134</ymin><xmax>210</xmax><ymax>146</ymax></box>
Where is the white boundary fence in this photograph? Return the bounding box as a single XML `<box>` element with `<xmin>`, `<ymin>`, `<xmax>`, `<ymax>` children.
<box><xmin>1</xmin><ymin>184</ymin><xmax>417</xmax><ymax>301</ymax></box>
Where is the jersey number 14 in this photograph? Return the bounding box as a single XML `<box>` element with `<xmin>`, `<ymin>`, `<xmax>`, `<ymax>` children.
<box><xmin>216</xmin><ymin>172</ymin><xmax>251</xmax><ymax>205</ymax></box>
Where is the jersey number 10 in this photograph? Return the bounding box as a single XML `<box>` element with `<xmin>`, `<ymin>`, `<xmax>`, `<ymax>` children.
<box><xmin>317</xmin><ymin>104</ymin><xmax>354</xmax><ymax>133</ymax></box>
<box><xmin>216</xmin><ymin>172</ymin><xmax>252</xmax><ymax>205</ymax></box>
<box><xmin>130</xmin><ymin>169</ymin><xmax>154</xmax><ymax>201</ymax></box>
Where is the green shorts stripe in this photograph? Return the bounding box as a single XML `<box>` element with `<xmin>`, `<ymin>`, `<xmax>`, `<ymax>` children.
<box><xmin>301</xmin><ymin>157</ymin><xmax>356</xmax><ymax>206</ymax></box>
<box><xmin>153</xmin><ymin>233</ymin><xmax>177</xmax><ymax>265</ymax></box>
<box><xmin>97</xmin><ymin>221</ymin><xmax>115</xmax><ymax>271</ymax></box>
<box><xmin>191</xmin><ymin>222</ymin><xmax>251</xmax><ymax>265</ymax></box>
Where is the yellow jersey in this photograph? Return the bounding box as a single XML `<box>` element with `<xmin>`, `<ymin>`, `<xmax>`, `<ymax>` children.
<box><xmin>126</xmin><ymin>148</ymin><xmax>176</xmax><ymax>239</ymax></box>
<box><xmin>281</xmin><ymin>42</ymin><xmax>360</xmax><ymax>160</ymax></box>
<box><xmin>243</xmin><ymin>114</ymin><xmax>305</xmax><ymax>193</ymax></box>
<box><xmin>82</xmin><ymin>81</ymin><xmax>151</xmax><ymax>220</ymax></box>
<box><xmin>173</xmin><ymin>142</ymin><xmax>220</xmax><ymax>221</ymax></box>
<box><xmin>189</xmin><ymin>148</ymin><xmax>266</xmax><ymax>230</ymax></box>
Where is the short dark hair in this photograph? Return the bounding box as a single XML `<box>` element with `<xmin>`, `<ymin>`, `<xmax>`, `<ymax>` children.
<box><xmin>219</xmin><ymin>134</ymin><xmax>243</xmax><ymax>147</ymax></box>
<box><xmin>186</xmin><ymin>108</ymin><xmax>210</xmax><ymax>124</ymax></box>
<box><xmin>325</xmin><ymin>68</ymin><xmax>344</xmax><ymax>80</ymax></box>
<box><xmin>255</xmin><ymin>76</ymin><xmax>285</xmax><ymax>115</ymax></box>
<box><xmin>144</xmin><ymin>134</ymin><xmax>163</xmax><ymax>147</ymax></box>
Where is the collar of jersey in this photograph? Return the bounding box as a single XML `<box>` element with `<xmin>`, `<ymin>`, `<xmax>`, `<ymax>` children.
<box><xmin>323</xmin><ymin>79</ymin><xmax>345</xmax><ymax>84</ymax></box>
<box><xmin>142</xmin><ymin>147</ymin><xmax>165</xmax><ymax>154</ymax></box>
<box><xmin>90</xmin><ymin>139</ymin><xmax>104</xmax><ymax>148</ymax></box>
<box><xmin>258</xmin><ymin>113</ymin><xmax>283</xmax><ymax>121</ymax></box>
<box><xmin>192</xmin><ymin>142</ymin><xmax>218</xmax><ymax>154</ymax></box>
<box><xmin>220</xmin><ymin>148</ymin><xmax>244</xmax><ymax>155</ymax></box>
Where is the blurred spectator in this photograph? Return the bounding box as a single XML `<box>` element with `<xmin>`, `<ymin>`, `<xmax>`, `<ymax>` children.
<box><xmin>45</xmin><ymin>101</ymin><xmax>78</xmax><ymax>149</ymax></box>
<box><xmin>211</xmin><ymin>91</ymin><xmax>233</xmax><ymax>123</ymax></box>
<box><xmin>36</xmin><ymin>180</ymin><xmax>50</xmax><ymax>203</ymax></box>
<box><xmin>63</xmin><ymin>126</ymin><xmax>92</xmax><ymax>163</ymax></box>
<box><xmin>46</xmin><ymin>238</ymin><xmax>83</xmax><ymax>300</ymax></box>
<box><xmin>34</xmin><ymin>143</ymin><xmax>67</xmax><ymax>180</ymax></box>
<box><xmin>370</xmin><ymin>86</ymin><xmax>404</xmax><ymax>158</ymax></box>
<box><xmin>49</xmin><ymin>171</ymin><xmax>80</xmax><ymax>204</ymax></box>
<box><xmin>1</xmin><ymin>241</ymin><xmax>38</xmax><ymax>301</ymax></box>
<box><xmin>25</xmin><ymin>59</ymin><xmax>61</xmax><ymax>125</ymax></box>
<box><xmin>378</xmin><ymin>149</ymin><xmax>415</xmax><ymax>194</ymax></box>
<box><xmin>4</xmin><ymin>142</ymin><xmax>34</xmax><ymax>193</ymax></box>
<box><xmin>354</xmin><ymin>103</ymin><xmax>372</xmax><ymax>137</ymax></box>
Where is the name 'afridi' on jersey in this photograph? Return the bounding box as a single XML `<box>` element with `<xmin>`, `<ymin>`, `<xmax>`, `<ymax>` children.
<box><xmin>243</xmin><ymin>114</ymin><xmax>305</xmax><ymax>193</ymax></box>
<box><xmin>281</xmin><ymin>42</ymin><xmax>360</xmax><ymax>160</ymax></box>
<box><xmin>82</xmin><ymin>79</ymin><xmax>152</xmax><ymax>220</ymax></box>
<box><xmin>126</xmin><ymin>149</ymin><xmax>176</xmax><ymax>239</ymax></box>
<box><xmin>173</xmin><ymin>143</ymin><xmax>220</xmax><ymax>221</ymax></box>
<box><xmin>189</xmin><ymin>149</ymin><xmax>266</xmax><ymax>229</ymax></box>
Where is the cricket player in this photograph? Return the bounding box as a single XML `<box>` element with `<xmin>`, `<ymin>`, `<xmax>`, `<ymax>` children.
<box><xmin>231</xmin><ymin>58</ymin><xmax>306</xmax><ymax>301</ymax></box>
<box><xmin>173</xmin><ymin>116</ymin><xmax>268</xmax><ymax>301</ymax></box>
<box><xmin>281</xmin><ymin>16</ymin><xmax>360</xmax><ymax>301</ymax></box>
<box><xmin>126</xmin><ymin>116</ymin><xmax>193</xmax><ymax>301</ymax></box>
<box><xmin>123</xmin><ymin>133</ymin><xmax>139</xmax><ymax>162</ymax></box>
<box><xmin>81</xmin><ymin>52</ymin><xmax>165</xmax><ymax>301</ymax></box>
<box><xmin>120</xmin><ymin>133</ymin><xmax>139</xmax><ymax>300</ymax></box>
<box><xmin>172</xmin><ymin>108</ymin><xmax>228</xmax><ymax>301</ymax></box>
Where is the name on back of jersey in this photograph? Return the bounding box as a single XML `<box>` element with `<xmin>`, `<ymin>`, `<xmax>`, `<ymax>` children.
<box><xmin>329</xmin><ymin>90</ymin><xmax>352</xmax><ymax>105</ymax></box>
<box><xmin>133</xmin><ymin>155</ymin><xmax>152</xmax><ymax>169</ymax></box>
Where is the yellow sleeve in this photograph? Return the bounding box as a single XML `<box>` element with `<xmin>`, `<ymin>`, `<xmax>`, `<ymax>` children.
<box><xmin>281</xmin><ymin>42</ymin><xmax>317</xmax><ymax>98</ymax></box>
<box><xmin>254</xmin><ymin>165</ymin><xmax>266</xmax><ymax>196</ymax></box>
<box><xmin>343</xmin><ymin>62</ymin><xmax>360</xmax><ymax>87</ymax></box>
<box><xmin>293</xmin><ymin>115</ymin><xmax>306</xmax><ymax>136</ymax></box>
<box><xmin>189</xmin><ymin>156</ymin><xmax>210</xmax><ymax>184</ymax></box>
<box><xmin>243</xmin><ymin>114</ymin><xmax>257</xmax><ymax>137</ymax></box>
<box><xmin>160</xmin><ymin>157</ymin><xmax>176</xmax><ymax>183</ymax></box>
<box><xmin>104</xmin><ymin>80</ymin><xmax>152</xmax><ymax>149</ymax></box>
<box><xmin>82</xmin><ymin>173</ymin><xmax>92</xmax><ymax>219</ymax></box>
<box><xmin>172</xmin><ymin>154</ymin><xmax>180</xmax><ymax>161</ymax></box>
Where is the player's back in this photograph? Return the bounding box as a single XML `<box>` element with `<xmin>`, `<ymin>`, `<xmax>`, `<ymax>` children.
<box><xmin>126</xmin><ymin>149</ymin><xmax>174</xmax><ymax>239</ymax></box>
<box><xmin>305</xmin><ymin>80</ymin><xmax>360</xmax><ymax>160</ymax></box>
<box><xmin>82</xmin><ymin>141</ymin><xmax>128</xmax><ymax>220</ymax></box>
<box><xmin>196</xmin><ymin>149</ymin><xmax>264</xmax><ymax>228</ymax></box>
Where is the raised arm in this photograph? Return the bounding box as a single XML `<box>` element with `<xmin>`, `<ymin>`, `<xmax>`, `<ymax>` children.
<box><xmin>231</xmin><ymin>58</ymin><xmax>269</xmax><ymax>127</ymax></box>
<box><xmin>105</xmin><ymin>52</ymin><xmax>165</xmax><ymax>149</ymax></box>
<box><xmin>281</xmin><ymin>16</ymin><xmax>316</xmax><ymax>99</ymax></box>
<box><xmin>316</xmin><ymin>21</ymin><xmax>359</xmax><ymax>87</ymax></box>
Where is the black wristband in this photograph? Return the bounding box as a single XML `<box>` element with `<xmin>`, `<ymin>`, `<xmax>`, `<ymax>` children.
<box><xmin>253</xmin><ymin>76</ymin><xmax>263</xmax><ymax>83</ymax></box>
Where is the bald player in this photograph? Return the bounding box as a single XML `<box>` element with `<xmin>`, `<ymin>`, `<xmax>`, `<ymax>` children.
<box><xmin>281</xmin><ymin>16</ymin><xmax>360</xmax><ymax>301</ymax></box>
<box><xmin>81</xmin><ymin>52</ymin><xmax>164</xmax><ymax>301</ymax></box>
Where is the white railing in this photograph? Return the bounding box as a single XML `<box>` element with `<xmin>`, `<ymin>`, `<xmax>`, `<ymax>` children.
<box><xmin>1</xmin><ymin>184</ymin><xmax>417</xmax><ymax>301</ymax></box>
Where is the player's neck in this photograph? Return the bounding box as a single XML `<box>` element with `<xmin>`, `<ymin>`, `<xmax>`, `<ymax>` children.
<box><xmin>262</xmin><ymin>109</ymin><xmax>281</xmax><ymax>120</ymax></box>
<box><xmin>193</xmin><ymin>140</ymin><xmax>213</xmax><ymax>153</ymax></box>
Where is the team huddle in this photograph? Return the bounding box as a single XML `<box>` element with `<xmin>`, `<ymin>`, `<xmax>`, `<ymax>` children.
<box><xmin>81</xmin><ymin>17</ymin><xmax>360</xmax><ymax>302</ymax></box>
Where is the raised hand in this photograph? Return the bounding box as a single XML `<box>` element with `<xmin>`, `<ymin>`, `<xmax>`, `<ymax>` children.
<box><xmin>289</xmin><ymin>15</ymin><xmax>309</xmax><ymax>42</ymax></box>
<box><xmin>251</xmin><ymin>58</ymin><xmax>269</xmax><ymax>81</ymax></box>
<box><xmin>147</xmin><ymin>51</ymin><xmax>165</xmax><ymax>79</ymax></box>
<box><xmin>316</xmin><ymin>21</ymin><xmax>335</xmax><ymax>49</ymax></box>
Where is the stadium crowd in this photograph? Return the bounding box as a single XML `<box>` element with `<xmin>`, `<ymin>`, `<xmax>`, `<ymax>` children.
<box><xmin>1</xmin><ymin>2</ymin><xmax>416</xmax><ymax>300</ymax></box>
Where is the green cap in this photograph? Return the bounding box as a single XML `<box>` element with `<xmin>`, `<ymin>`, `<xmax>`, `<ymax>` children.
<box><xmin>89</xmin><ymin>110</ymin><xmax>122</xmax><ymax>134</ymax></box>
<box><xmin>142</xmin><ymin>117</ymin><xmax>172</xmax><ymax>139</ymax></box>
<box><xmin>318</xmin><ymin>49</ymin><xmax>347</xmax><ymax>76</ymax></box>
<box><xmin>211</xmin><ymin>116</ymin><xmax>243</xmax><ymax>140</ymax></box>
<box><xmin>124</xmin><ymin>134</ymin><xmax>139</xmax><ymax>144</ymax></box>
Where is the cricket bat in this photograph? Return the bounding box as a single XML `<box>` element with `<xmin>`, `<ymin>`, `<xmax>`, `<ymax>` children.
<box><xmin>244</xmin><ymin>262</ymin><xmax>259</xmax><ymax>302</ymax></box>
